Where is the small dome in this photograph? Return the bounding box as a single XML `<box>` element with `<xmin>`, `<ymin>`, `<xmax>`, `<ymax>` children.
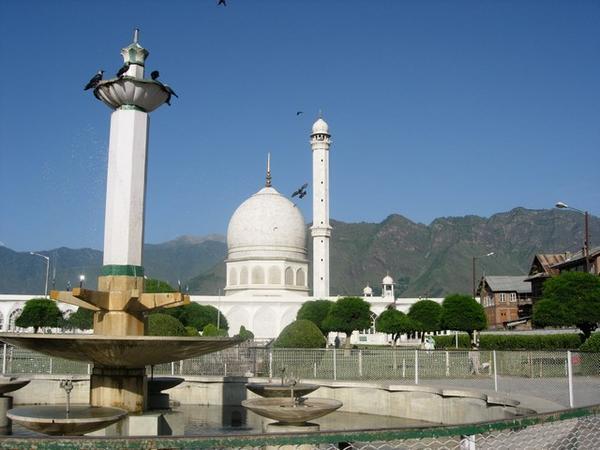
<box><xmin>227</xmin><ymin>187</ymin><xmax>307</xmax><ymax>260</ymax></box>
<box><xmin>312</xmin><ymin>117</ymin><xmax>329</xmax><ymax>135</ymax></box>
<box><xmin>363</xmin><ymin>285</ymin><xmax>373</xmax><ymax>295</ymax></box>
<box><xmin>382</xmin><ymin>275</ymin><xmax>394</xmax><ymax>285</ymax></box>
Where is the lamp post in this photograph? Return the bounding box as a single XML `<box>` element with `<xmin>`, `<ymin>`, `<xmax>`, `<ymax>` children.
<box><xmin>79</xmin><ymin>274</ymin><xmax>85</xmax><ymax>289</ymax></box>
<box><xmin>556</xmin><ymin>202</ymin><xmax>590</xmax><ymax>272</ymax></box>
<box><xmin>472</xmin><ymin>252</ymin><xmax>495</xmax><ymax>298</ymax></box>
<box><xmin>30</xmin><ymin>252</ymin><xmax>50</xmax><ymax>298</ymax></box>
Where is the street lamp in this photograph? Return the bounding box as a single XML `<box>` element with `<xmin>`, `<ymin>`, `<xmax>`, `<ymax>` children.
<box><xmin>30</xmin><ymin>252</ymin><xmax>50</xmax><ymax>298</ymax></box>
<box><xmin>556</xmin><ymin>201</ymin><xmax>590</xmax><ymax>271</ymax></box>
<box><xmin>79</xmin><ymin>274</ymin><xmax>85</xmax><ymax>289</ymax></box>
<box><xmin>472</xmin><ymin>252</ymin><xmax>495</xmax><ymax>298</ymax></box>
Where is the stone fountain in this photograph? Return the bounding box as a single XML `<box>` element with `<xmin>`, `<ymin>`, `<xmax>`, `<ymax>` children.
<box><xmin>0</xmin><ymin>377</ymin><xmax>30</xmax><ymax>434</ymax></box>
<box><xmin>246</xmin><ymin>367</ymin><xmax>319</xmax><ymax>399</ymax></box>
<box><xmin>0</xmin><ymin>30</ymin><xmax>241</xmax><ymax>435</ymax></box>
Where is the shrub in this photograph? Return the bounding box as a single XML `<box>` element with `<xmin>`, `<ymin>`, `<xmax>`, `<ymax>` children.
<box><xmin>273</xmin><ymin>320</ymin><xmax>326</xmax><ymax>348</ymax></box>
<box><xmin>580</xmin><ymin>333</ymin><xmax>600</xmax><ymax>352</ymax></box>
<box><xmin>164</xmin><ymin>303</ymin><xmax>229</xmax><ymax>332</ymax></box>
<box><xmin>185</xmin><ymin>326</ymin><xmax>198</xmax><ymax>336</ymax></box>
<box><xmin>235</xmin><ymin>325</ymin><xmax>255</xmax><ymax>341</ymax></box>
<box><xmin>66</xmin><ymin>307</ymin><xmax>94</xmax><ymax>330</ymax></box>
<box><xmin>146</xmin><ymin>313</ymin><xmax>186</xmax><ymax>336</ymax></box>
<box><xmin>202</xmin><ymin>323</ymin><xmax>228</xmax><ymax>336</ymax></box>
<box><xmin>297</xmin><ymin>300</ymin><xmax>334</xmax><ymax>334</ymax></box>
<box><xmin>434</xmin><ymin>333</ymin><xmax>581</xmax><ymax>350</ymax></box>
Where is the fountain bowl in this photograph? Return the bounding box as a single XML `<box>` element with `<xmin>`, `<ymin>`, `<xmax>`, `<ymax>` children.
<box><xmin>148</xmin><ymin>377</ymin><xmax>185</xmax><ymax>394</ymax></box>
<box><xmin>0</xmin><ymin>377</ymin><xmax>30</xmax><ymax>395</ymax></box>
<box><xmin>7</xmin><ymin>405</ymin><xmax>127</xmax><ymax>436</ymax></box>
<box><xmin>246</xmin><ymin>382</ymin><xmax>319</xmax><ymax>398</ymax></box>
<box><xmin>242</xmin><ymin>398</ymin><xmax>343</xmax><ymax>425</ymax></box>
<box><xmin>0</xmin><ymin>334</ymin><xmax>243</xmax><ymax>368</ymax></box>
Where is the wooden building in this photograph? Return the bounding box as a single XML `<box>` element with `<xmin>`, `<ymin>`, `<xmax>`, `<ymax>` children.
<box><xmin>478</xmin><ymin>276</ymin><xmax>532</xmax><ymax>330</ymax></box>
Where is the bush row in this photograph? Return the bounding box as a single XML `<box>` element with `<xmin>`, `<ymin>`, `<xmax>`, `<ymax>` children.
<box><xmin>433</xmin><ymin>333</ymin><xmax>582</xmax><ymax>350</ymax></box>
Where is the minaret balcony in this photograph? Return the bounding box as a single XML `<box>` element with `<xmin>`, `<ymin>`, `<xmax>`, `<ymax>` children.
<box><xmin>94</xmin><ymin>78</ymin><xmax>169</xmax><ymax>113</ymax></box>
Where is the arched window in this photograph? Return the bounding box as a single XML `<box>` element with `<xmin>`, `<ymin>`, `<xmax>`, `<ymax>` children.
<box><xmin>251</xmin><ymin>266</ymin><xmax>265</xmax><ymax>285</ymax></box>
<box><xmin>296</xmin><ymin>268</ymin><xmax>305</xmax><ymax>286</ymax></box>
<box><xmin>268</xmin><ymin>266</ymin><xmax>281</xmax><ymax>285</ymax></box>
<box><xmin>240</xmin><ymin>267</ymin><xmax>248</xmax><ymax>285</ymax></box>
<box><xmin>0</xmin><ymin>311</ymin><xmax>4</xmax><ymax>331</ymax></box>
<box><xmin>8</xmin><ymin>309</ymin><xmax>23</xmax><ymax>332</ymax></box>
<box><xmin>284</xmin><ymin>267</ymin><xmax>294</xmax><ymax>285</ymax></box>
<box><xmin>229</xmin><ymin>267</ymin><xmax>238</xmax><ymax>286</ymax></box>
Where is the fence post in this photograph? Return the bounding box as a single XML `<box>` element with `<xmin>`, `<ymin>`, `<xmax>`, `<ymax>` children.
<box><xmin>402</xmin><ymin>358</ymin><xmax>406</xmax><ymax>378</ymax></box>
<box><xmin>493</xmin><ymin>350</ymin><xmax>498</xmax><ymax>392</ymax></box>
<box><xmin>224</xmin><ymin>363</ymin><xmax>227</xmax><ymax>377</ymax></box>
<box><xmin>333</xmin><ymin>348</ymin><xmax>337</xmax><ymax>381</ymax></box>
<box><xmin>87</xmin><ymin>364</ymin><xmax>91</xmax><ymax>375</ymax></box>
<box><xmin>358</xmin><ymin>350</ymin><xmax>363</xmax><ymax>378</ymax></box>
<box><xmin>567</xmin><ymin>350</ymin><xmax>574</xmax><ymax>408</ymax></box>
<box><xmin>313</xmin><ymin>362</ymin><xmax>317</xmax><ymax>378</ymax></box>
<box><xmin>179</xmin><ymin>360</ymin><xmax>183</xmax><ymax>375</ymax></box>
<box><xmin>2</xmin><ymin>344</ymin><xmax>6</xmax><ymax>374</ymax></box>
<box><xmin>445</xmin><ymin>351</ymin><xmax>450</xmax><ymax>377</ymax></box>
<box><xmin>268</xmin><ymin>351</ymin><xmax>273</xmax><ymax>379</ymax></box>
<box><xmin>49</xmin><ymin>357</ymin><xmax>53</xmax><ymax>375</ymax></box>
<box><xmin>171</xmin><ymin>361</ymin><xmax>175</xmax><ymax>376</ymax></box>
<box><xmin>414</xmin><ymin>350</ymin><xmax>419</xmax><ymax>385</ymax></box>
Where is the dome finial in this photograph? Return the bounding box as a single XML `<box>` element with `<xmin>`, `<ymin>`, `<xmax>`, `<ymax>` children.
<box><xmin>133</xmin><ymin>28</ymin><xmax>140</xmax><ymax>44</ymax></box>
<box><xmin>265</xmin><ymin>152</ymin><xmax>272</xmax><ymax>187</ymax></box>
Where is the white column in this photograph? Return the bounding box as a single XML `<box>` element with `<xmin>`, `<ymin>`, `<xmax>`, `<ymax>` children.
<box><xmin>311</xmin><ymin>119</ymin><xmax>332</xmax><ymax>298</ymax></box>
<box><xmin>103</xmin><ymin>109</ymin><xmax>149</xmax><ymax>267</ymax></box>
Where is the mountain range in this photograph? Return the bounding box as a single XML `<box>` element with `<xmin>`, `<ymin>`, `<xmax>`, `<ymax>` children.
<box><xmin>1</xmin><ymin>208</ymin><xmax>597</xmax><ymax>297</ymax></box>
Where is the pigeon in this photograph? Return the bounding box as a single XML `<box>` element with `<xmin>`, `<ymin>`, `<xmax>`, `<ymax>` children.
<box><xmin>296</xmin><ymin>111</ymin><xmax>303</xmax><ymax>116</ymax></box>
<box><xmin>292</xmin><ymin>183</ymin><xmax>308</xmax><ymax>199</ymax></box>
<box><xmin>150</xmin><ymin>70</ymin><xmax>160</xmax><ymax>80</ymax></box>
<box><xmin>84</xmin><ymin>70</ymin><xmax>104</xmax><ymax>90</ymax></box>
<box><xmin>217</xmin><ymin>0</ymin><xmax>226</xmax><ymax>5</ymax></box>
<box><xmin>116</xmin><ymin>63</ymin><xmax>130</xmax><ymax>78</ymax></box>
<box><xmin>163</xmin><ymin>84</ymin><xmax>178</xmax><ymax>106</ymax></box>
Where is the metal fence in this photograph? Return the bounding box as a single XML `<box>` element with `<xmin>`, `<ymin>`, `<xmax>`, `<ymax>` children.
<box><xmin>1</xmin><ymin>405</ymin><xmax>599</xmax><ymax>449</ymax></box>
<box><xmin>2</xmin><ymin>344</ymin><xmax>599</xmax><ymax>409</ymax></box>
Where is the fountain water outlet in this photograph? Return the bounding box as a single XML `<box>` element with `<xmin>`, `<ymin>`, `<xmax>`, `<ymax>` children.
<box><xmin>59</xmin><ymin>379</ymin><xmax>73</xmax><ymax>418</ymax></box>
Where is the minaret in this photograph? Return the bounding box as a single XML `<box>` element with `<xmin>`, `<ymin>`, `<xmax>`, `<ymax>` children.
<box><xmin>311</xmin><ymin>115</ymin><xmax>332</xmax><ymax>298</ymax></box>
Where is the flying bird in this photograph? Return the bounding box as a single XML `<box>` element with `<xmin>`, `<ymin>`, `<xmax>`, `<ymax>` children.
<box><xmin>217</xmin><ymin>0</ymin><xmax>226</xmax><ymax>5</ymax></box>
<box><xmin>296</xmin><ymin>111</ymin><xmax>303</xmax><ymax>116</ymax></box>
<box><xmin>292</xmin><ymin>183</ymin><xmax>308</xmax><ymax>199</ymax></box>
<box><xmin>116</xmin><ymin>63</ymin><xmax>130</xmax><ymax>78</ymax></box>
<box><xmin>84</xmin><ymin>70</ymin><xmax>104</xmax><ymax>90</ymax></box>
<box><xmin>150</xmin><ymin>70</ymin><xmax>160</xmax><ymax>80</ymax></box>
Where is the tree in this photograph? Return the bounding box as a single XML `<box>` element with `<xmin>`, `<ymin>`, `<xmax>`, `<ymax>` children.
<box><xmin>146</xmin><ymin>313</ymin><xmax>186</xmax><ymax>336</ymax></box>
<box><xmin>408</xmin><ymin>299</ymin><xmax>442</xmax><ymax>341</ymax></box>
<box><xmin>296</xmin><ymin>299</ymin><xmax>334</xmax><ymax>334</ymax></box>
<box><xmin>15</xmin><ymin>298</ymin><xmax>64</xmax><ymax>333</ymax></box>
<box><xmin>273</xmin><ymin>320</ymin><xmax>326</xmax><ymax>348</ymax></box>
<box><xmin>440</xmin><ymin>294</ymin><xmax>487</xmax><ymax>343</ymax></box>
<box><xmin>580</xmin><ymin>333</ymin><xmax>600</xmax><ymax>352</ymax></box>
<box><xmin>375</xmin><ymin>309</ymin><xmax>417</xmax><ymax>345</ymax></box>
<box><xmin>67</xmin><ymin>307</ymin><xmax>94</xmax><ymax>330</ymax></box>
<box><xmin>322</xmin><ymin>297</ymin><xmax>372</xmax><ymax>346</ymax></box>
<box><xmin>534</xmin><ymin>272</ymin><xmax>600</xmax><ymax>341</ymax></box>
<box><xmin>144</xmin><ymin>278</ymin><xmax>175</xmax><ymax>293</ymax></box>
<box><xmin>166</xmin><ymin>303</ymin><xmax>229</xmax><ymax>332</ymax></box>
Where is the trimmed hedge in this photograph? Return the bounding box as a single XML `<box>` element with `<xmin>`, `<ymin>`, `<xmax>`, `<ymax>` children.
<box><xmin>580</xmin><ymin>333</ymin><xmax>600</xmax><ymax>352</ymax></box>
<box><xmin>147</xmin><ymin>314</ymin><xmax>186</xmax><ymax>336</ymax></box>
<box><xmin>433</xmin><ymin>333</ymin><xmax>582</xmax><ymax>350</ymax></box>
<box><xmin>273</xmin><ymin>320</ymin><xmax>326</xmax><ymax>348</ymax></box>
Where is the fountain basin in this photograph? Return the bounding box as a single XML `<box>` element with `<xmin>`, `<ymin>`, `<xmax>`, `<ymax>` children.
<box><xmin>7</xmin><ymin>405</ymin><xmax>127</xmax><ymax>436</ymax></box>
<box><xmin>246</xmin><ymin>383</ymin><xmax>319</xmax><ymax>398</ymax></box>
<box><xmin>0</xmin><ymin>334</ymin><xmax>242</xmax><ymax>368</ymax></box>
<box><xmin>94</xmin><ymin>78</ymin><xmax>169</xmax><ymax>112</ymax></box>
<box><xmin>0</xmin><ymin>377</ymin><xmax>30</xmax><ymax>395</ymax></box>
<box><xmin>242</xmin><ymin>398</ymin><xmax>342</xmax><ymax>425</ymax></box>
<box><xmin>148</xmin><ymin>377</ymin><xmax>184</xmax><ymax>394</ymax></box>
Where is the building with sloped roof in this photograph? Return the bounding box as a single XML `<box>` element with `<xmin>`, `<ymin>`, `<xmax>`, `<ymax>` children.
<box><xmin>477</xmin><ymin>275</ymin><xmax>532</xmax><ymax>329</ymax></box>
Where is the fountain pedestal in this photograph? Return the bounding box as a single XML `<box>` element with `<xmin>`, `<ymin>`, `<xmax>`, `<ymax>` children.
<box><xmin>90</xmin><ymin>367</ymin><xmax>147</xmax><ymax>412</ymax></box>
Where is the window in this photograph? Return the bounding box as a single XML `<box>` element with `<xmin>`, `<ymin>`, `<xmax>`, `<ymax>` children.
<box><xmin>510</xmin><ymin>293</ymin><xmax>517</xmax><ymax>302</ymax></box>
<box><xmin>296</xmin><ymin>268</ymin><xmax>305</xmax><ymax>286</ymax></box>
<box><xmin>500</xmin><ymin>293</ymin><xmax>506</xmax><ymax>302</ymax></box>
<box><xmin>285</xmin><ymin>267</ymin><xmax>294</xmax><ymax>285</ymax></box>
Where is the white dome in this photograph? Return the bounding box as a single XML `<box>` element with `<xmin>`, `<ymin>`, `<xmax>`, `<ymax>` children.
<box><xmin>312</xmin><ymin>117</ymin><xmax>329</xmax><ymax>135</ymax></box>
<box><xmin>227</xmin><ymin>187</ymin><xmax>307</xmax><ymax>260</ymax></box>
<box><xmin>363</xmin><ymin>285</ymin><xmax>373</xmax><ymax>295</ymax></box>
<box><xmin>382</xmin><ymin>275</ymin><xmax>394</xmax><ymax>285</ymax></box>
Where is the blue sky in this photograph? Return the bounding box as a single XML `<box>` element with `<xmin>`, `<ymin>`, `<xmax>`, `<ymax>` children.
<box><xmin>1</xmin><ymin>1</ymin><xmax>599</xmax><ymax>252</ymax></box>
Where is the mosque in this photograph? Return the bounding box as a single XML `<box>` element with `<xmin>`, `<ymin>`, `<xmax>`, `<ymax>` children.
<box><xmin>0</xmin><ymin>116</ymin><xmax>440</xmax><ymax>340</ymax></box>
